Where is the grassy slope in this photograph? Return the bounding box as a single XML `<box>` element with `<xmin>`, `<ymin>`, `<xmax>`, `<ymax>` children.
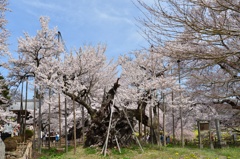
<box><xmin>38</xmin><ymin>145</ymin><xmax>239</xmax><ymax>159</ymax></box>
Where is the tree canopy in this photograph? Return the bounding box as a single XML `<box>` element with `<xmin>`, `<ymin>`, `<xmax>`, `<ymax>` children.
<box><xmin>0</xmin><ymin>0</ymin><xmax>239</xmax><ymax>150</ymax></box>
<box><xmin>137</xmin><ymin>0</ymin><xmax>240</xmax><ymax>109</ymax></box>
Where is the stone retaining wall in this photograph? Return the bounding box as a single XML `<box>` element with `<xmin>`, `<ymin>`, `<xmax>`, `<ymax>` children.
<box><xmin>0</xmin><ymin>138</ymin><xmax>5</xmax><ymax>159</ymax></box>
<box><xmin>19</xmin><ymin>142</ymin><xmax>32</xmax><ymax>159</ymax></box>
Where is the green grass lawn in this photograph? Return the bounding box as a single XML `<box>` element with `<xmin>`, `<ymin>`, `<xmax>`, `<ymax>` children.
<box><xmin>37</xmin><ymin>144</ymin><xmax>239</xmax><ymax>159</ymax></box>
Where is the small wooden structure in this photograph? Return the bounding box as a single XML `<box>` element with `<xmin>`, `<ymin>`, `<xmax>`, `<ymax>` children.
<box><xmin>8</xmin><ymin>100</ymin><xmax>39</xmax><ymax>123</ymax></box>
<box><xmin>197</xmin><ymin>120</ymin><xmax>214</xmax><ymax>149</ymax></box>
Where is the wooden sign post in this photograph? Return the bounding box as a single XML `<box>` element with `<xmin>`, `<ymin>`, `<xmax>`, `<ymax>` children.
<box><xmin>197</xmin><ymin>120</ymin><xmax>211</xmax><ymax>149</ymax></box>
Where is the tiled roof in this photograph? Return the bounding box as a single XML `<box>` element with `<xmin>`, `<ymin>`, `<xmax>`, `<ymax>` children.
<box><xmin>9</xmin><ymin>100</ymin><xmax>39</xmax><ymax>111</ymax></box>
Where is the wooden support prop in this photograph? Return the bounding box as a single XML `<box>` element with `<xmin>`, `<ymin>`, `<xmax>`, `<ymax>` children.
<box><xmin>115</xmin><ymin>95</ymin><xmax>144</xmax><ymax>153</ymax></box>
<box><xmin>115</xmin><ymin>135</ymin><xmax>121</xmax><ymax>153</ymax></box>
<box><xmin>103</xmin><ymin>99</ymin><xmax>115</xmax><ymax>157</ymax></box>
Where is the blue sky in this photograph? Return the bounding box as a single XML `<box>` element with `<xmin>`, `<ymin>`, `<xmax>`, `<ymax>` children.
<box><xmin>3</xmin><ymin>0</ymin><xmax>152</xmax><ymax>99</ymax></box>
<box><xmin>6</xmin><ymin>0</ymin><xmax>150</xmax><ymax>60</ymax></box>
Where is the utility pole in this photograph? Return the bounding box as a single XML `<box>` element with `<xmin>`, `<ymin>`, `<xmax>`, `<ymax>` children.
<box><xmin>163</xmin><ymin>92</ymin><xmax>166</xmax><ymax>146</ymax></box>
<box><xmin>63</xmin><ymin>75</ymin><xmax>68</xmax><ymax>153</ymax></box>
<box><xmin>58</xmin><ymin>93</ymin><xmax>61</xmax><ymax>147</ymax></box>
<box><xmin>48</xmin><ymin>89</ymin><xmax>51</xmax><ymax>149</ymax></box>
<box><xmin>177</xmin><ymin>60</ymin><xmax>184</xmax><ymax>148</ymax></box>
<box><xmin>38</xmin><ymin>87</ymin><xmax>42</xmax><ymax>154</ymax></box>
<box><xmin>171</xmin><ymin>68</ymin><xmax>175</xmax><ymax>144</ymax></box>
<box><xmin>65</xmin><ymin>97</ymin><xmax>68</xmax><ymax>152</ymax></box>
<box><xmin>20</xmin><ymin>80</ymin><xmax>24</xmax><ymax>136</ymax></box>
<box><xmin>24</xmin><ymin>77</ymin><xmax>28</xmax><ymax>142</ymax></box>
<box><xmin>73</xmin><ymin>95</ymin><xmax>76</xmax><ymax>154</ymax></box>
<box><xmin>139</xmin><ymin>102</ymin><xmax>143</xmax><ymax>140</ymax></box>
<box><xmin>82</xmin><ymin>102</ymin><xmax>85</xmax><ymax>144</ymax></box>
<box><xmin>172</xmin><ymin>91</ymin><xmax>175</xmax><ymax>144</ymax></box>
<box><xmin>33</xmin><ymin>86</ymin><xmax>36</xmax><ymax>149</ymax></box>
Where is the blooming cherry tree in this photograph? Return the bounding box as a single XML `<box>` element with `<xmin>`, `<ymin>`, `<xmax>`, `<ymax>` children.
<box><xmin>138</xmin><ymin>0</ymin><xmax>240</xmax><ymax>108</ymax></box>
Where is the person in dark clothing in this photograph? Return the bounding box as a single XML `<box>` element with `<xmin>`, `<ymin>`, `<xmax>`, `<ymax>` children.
<box><xmin>2</xmin><ymin>123</ymin><xmax>13</xmax><ymax>141</ymax></box>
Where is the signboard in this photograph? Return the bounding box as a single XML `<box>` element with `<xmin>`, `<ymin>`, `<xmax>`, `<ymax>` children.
<box><xmin>200</xmin><ymin>123</ymin><xmax>209</xmax><ymax>131</ymax></box>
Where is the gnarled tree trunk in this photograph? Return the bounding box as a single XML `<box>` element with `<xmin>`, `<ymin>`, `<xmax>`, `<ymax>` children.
<box><xmin>65</xmin><ymin>78</ymin><xmax>150</xmax><ymax>148</ymax></box>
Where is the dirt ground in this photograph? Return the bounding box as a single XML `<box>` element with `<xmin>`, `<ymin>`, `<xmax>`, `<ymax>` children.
<box><xmin>32</xmin><ymin>150</ymin><xmax>42</xmax><ymax>159</ymax></box>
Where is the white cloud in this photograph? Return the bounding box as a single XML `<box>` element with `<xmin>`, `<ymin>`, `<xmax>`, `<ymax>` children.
<box><xmin>21</xmin><ymin>0</ymin><xmax>65</xmax><ymax>12</ymax></box>
<box><xmin>16</xmin><ymin>0</ymin><xmax>138</xmax><ymax>27</ymax></box>
<box><xmin>93</xmin><ymin>8</ymin><xmax>133</xmax><ymax>26</ymax></box>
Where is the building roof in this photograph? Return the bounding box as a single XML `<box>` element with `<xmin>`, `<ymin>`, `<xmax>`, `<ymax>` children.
<box><xmin>9</xmin><ymin>100</ymin><xmax>39</xmax><ymax>111</ymax></box>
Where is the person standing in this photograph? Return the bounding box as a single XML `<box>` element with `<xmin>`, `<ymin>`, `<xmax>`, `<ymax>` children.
<box><xmin>166</xmin><ymin>136</ymin><xmax>170</xmax><ymax>144</ymax></box>
<box><xmin>3</xmin><ymin>122</ymin><xmax>13</xmax><ymax>141</ymax></box>
<box><xmin>55</xmin><ymin>132</ymin><xmax>59</xmax><ymax>143</ymax></box>
<box><xmin>13</xmin><ymin>127</ymin><xmax>19</xmax><ymax>136</ymax></box>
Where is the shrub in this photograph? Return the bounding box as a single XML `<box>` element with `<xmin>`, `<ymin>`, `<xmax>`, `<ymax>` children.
<box><xmin>12</xmin><ymin>136</ymin><xmax>23</xmax><ymax>143</ymax></box>
<box><xmin>25</xmin><ymin>129</ymin><xmax>34</xmax><ymax>140</ymax></box>
<box><xmin>4</xmin><ymin>137</ymin><xmax>17</xmax><ymax>151</ymax></box>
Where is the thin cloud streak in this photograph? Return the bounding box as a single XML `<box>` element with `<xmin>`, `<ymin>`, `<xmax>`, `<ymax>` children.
<box><xmin>6</xmin><ymin>0</ymin><xmax>150</xmax><ymax>60</ymax></box>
